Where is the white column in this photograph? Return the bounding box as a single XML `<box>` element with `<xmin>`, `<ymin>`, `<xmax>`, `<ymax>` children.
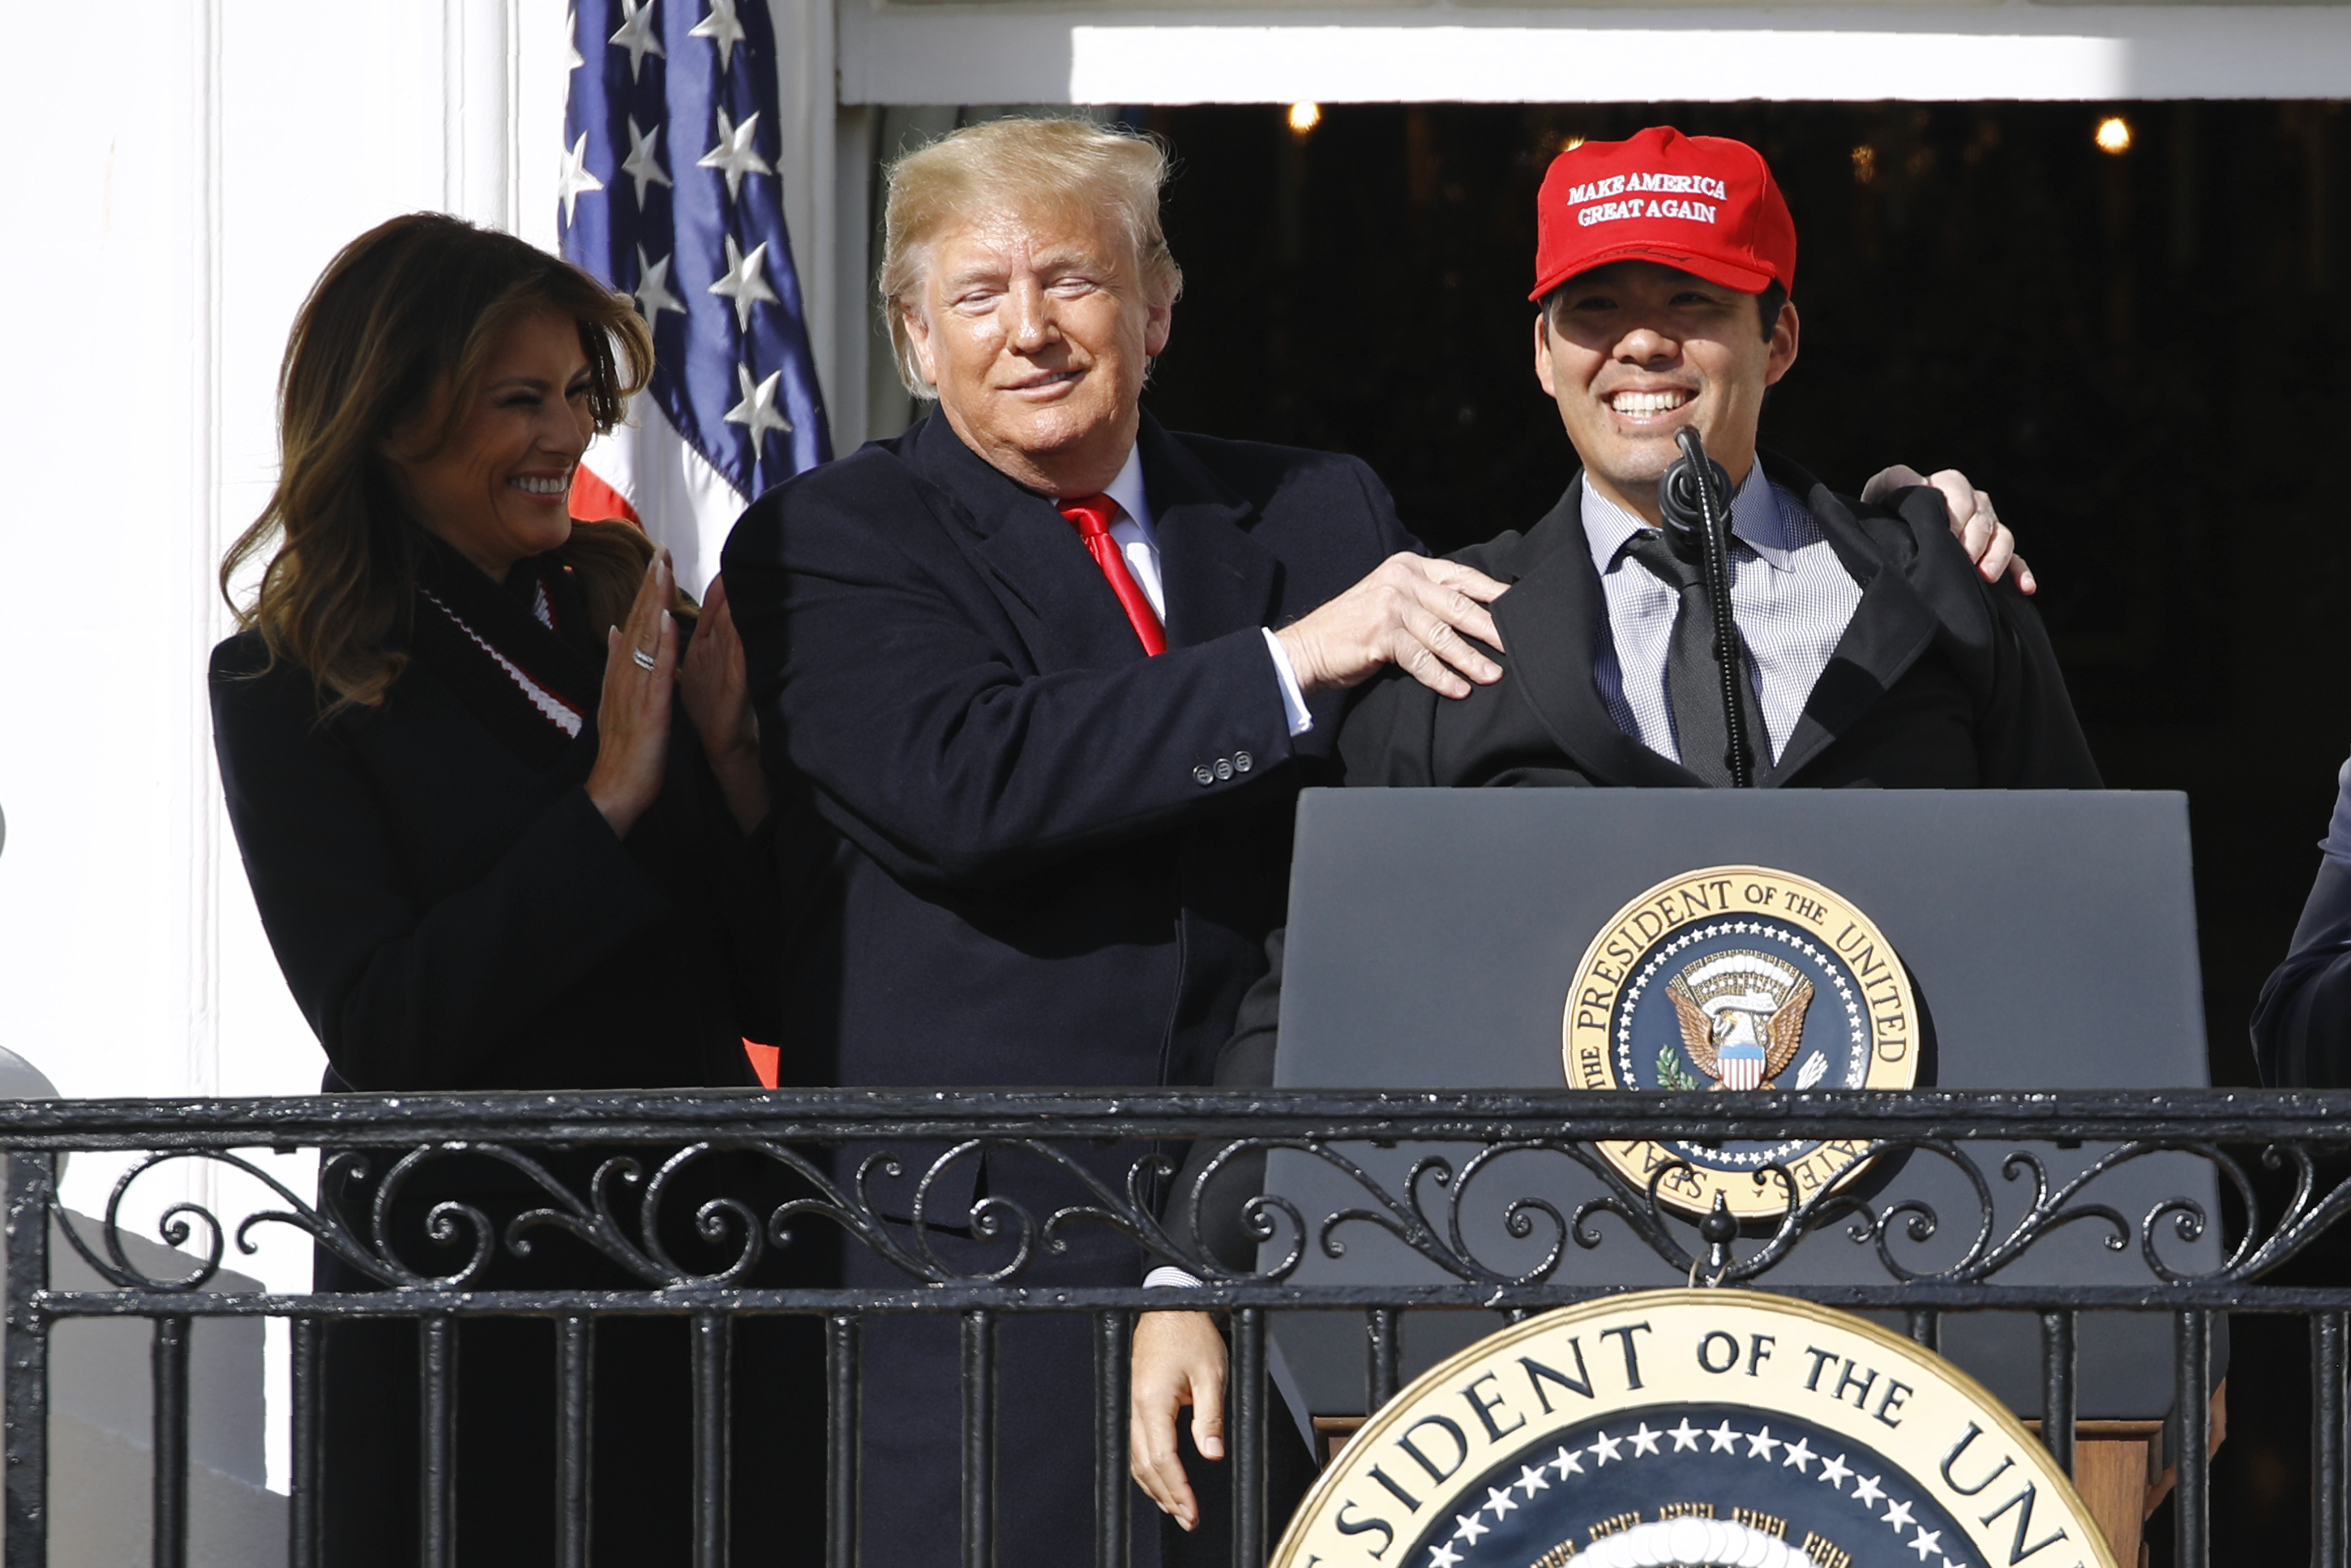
<box><xmin>769</xmin><ymin>0</ymin><xmax>848</xmax><ymax>448</ymax></box>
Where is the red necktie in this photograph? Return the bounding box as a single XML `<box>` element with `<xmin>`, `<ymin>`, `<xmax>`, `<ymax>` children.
<box><xmin>1059</xmin><ymin>494</ymin><xmax>1167</xmax><ymax>656</ymax></box>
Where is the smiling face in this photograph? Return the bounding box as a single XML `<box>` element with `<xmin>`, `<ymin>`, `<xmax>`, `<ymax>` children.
<box><xmin>381</xmin><ymin>305</ymin><xmax>596</xmax><ymax>583</ymax></box>
<box><xmin>1533</xmin><ymin>259</ymin><xmax>1798</xmax><ymax>526</ymax></box>
<box><xmin>902</xmin><ymin>200</ymin><xmax>1173</xmax><ymax>498</ymax></box>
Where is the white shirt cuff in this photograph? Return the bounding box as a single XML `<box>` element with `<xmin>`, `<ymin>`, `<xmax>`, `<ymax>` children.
<box><xmin>1144</xmin><ymin>1266</ymin><xmax>1205</xmax><ymax>1289</ymax></box>
<box><xmin>1261</xmin><ymin>628</ymin><xmax>1313</xmax><ymax>737</ymax></box>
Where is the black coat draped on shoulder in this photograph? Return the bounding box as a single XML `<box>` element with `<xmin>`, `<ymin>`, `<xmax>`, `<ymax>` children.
<box><xmin>1338</xmin><ymin>457</ymin><xmax>2102</xmax><ymax>792</ymax></box>
<box><xmin>209</xmin><ymin>540</ymin><xmax>790</xmax><ymax>1095</ymax></box>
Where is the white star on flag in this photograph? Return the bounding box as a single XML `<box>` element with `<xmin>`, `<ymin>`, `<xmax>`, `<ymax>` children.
<box><xmin>609</xmin><ymin>0</ymin><xmax>666</xmax><ymax>79</ymax></box>
<box><xmin>1707</xmin><ymin>1421</ymin><xmax>1741</xmax><ymax>1453</ymax></box>
<box><xmin>1587</xmin><ymin>1430</ymin><xmax>1623</xmax><ymax>1466</ymax></box>
<box><xmin>1853</xmin><ymin>1473</ymin><xmax>1887</xmax><ymax>1506</ymax></box>
<box><xmin>557</xmin><ymin>132</ymin><xmax>605</xmax><ymax>225</ymax></box>
<box><xmin>699</xmin><ymin>108</ymin><xmax>771</xmax><ymax>201</ymax></box>
<box><xmin>634</xmin><ymin>247</ymin><xmax>684</xmax><ymax>322</ymax></box>
<box><xmin>1628</xmin><ymin>1423</ymin><xmax>1662</xmax><ymax>1456</ymax></box>
<box><xmin>724</xmin><ymin>363</ymin><xmax>794</xmax><ymax>448</ymax></box>
<box><xmin>1484</xmin><ymin>1486</ymin><xmax>1517</xmax><ymax>1519</ymax></box>
<box><xmin>1548</xmin><ymin>1445</ymin><xmax>1584</xmax><ymax>1479</ymax></box>
<box><xmin>1883</xmin><ymin>1499</ymin><xmax>1917</xmax><ymax>1532</ymax></box>
<box><xmin>1819</xmin><ymin>1453</ymin><xmax>1854</xmax><ymax>1489</ymax></box>
<box><xmin>1514</xmin><ymin>1463</ymin><xmax>1549</xmax><ymax>1497</ymax></box>
<box><xmin>1781</xmin><ymin>1437</ymin><xmax>1816</xmax><ymax>1472</ymax></box>
<box><xmin>621</xmin><ymin>118</ymin><xmax>673</xmax><ymax>204</ymax></box>
<box><xmin>707</xmin><ymin>236</ymin><xmax>778</xmax><ymax>329</ymax></box>
<box><xmin>690</xmin><ymin>0</ymin><xmax>748</xmax><ymax>69</ymax></box>
<box><xmin>1427</xmin><ymin>1545</ymin><xmax>1462</xmax><ymax>1568</ymax></box>
<box><xmin>1667</xmin><ymin>1420</ymin><xmax>1701</xmax><ymax>1452</ymax></box>
<box><xmin>1744</xmin><ymin>1426</ymin><xmax>1781</xmax><ymax>1460</ymax></box>
<box><xmin>1450</xmin><ymin>1511</ymin><xmax>1488</xmax><ymax>1545</ymax></box>
<box><xmin>1908</xmin><ymin>1527</ymin><xmax>1943</xmax><ymax>1560</ymax></box>
<box><xmin>566</xmin><ymin>6</ymin><xmax>585</xmax><ymax>68</ymax></box>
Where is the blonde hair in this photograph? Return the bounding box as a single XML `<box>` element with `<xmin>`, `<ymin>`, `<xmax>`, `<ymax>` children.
<box><xmin>221</xmin><ymin>213</ymin><xmax>657</xmax><ymax>714</ymax></box>
<box><xmin>878</xmin><ymin>117</ymin><xmax>1184</xmax><ymax>396</ymax></box>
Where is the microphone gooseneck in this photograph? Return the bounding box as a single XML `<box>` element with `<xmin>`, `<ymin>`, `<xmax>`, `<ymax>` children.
<box><xmin>1657</xmin><ymin>427</ymin><xmax>1754</xmax><ymax>788</ymax></box>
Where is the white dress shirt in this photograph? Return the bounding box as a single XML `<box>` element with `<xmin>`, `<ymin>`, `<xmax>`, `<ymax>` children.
<box><xmin>1580</xmin><ymin>465</ymin><xmax>1863</xmax><ymax>767</ymax></box>
<box><xmin>1095</xmin><ymin>446</ymin><xmax>1314</xmax><ymax>737</ymax></box>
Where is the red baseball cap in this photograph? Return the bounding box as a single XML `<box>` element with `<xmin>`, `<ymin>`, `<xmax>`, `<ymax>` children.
<box><xmin>1530</xmin><ymin>126</ymin><xmax>1796</xmax><ymax>302</ymax></box>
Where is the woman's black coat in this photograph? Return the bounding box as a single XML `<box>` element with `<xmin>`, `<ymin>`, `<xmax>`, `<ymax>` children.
<box><xmin>210</xmin><ymin>545</ymin><xmax>783</xmax><ymax>1095</ymax></box>
<box><xmin>209</xmin><ymin>541</ymin><xmax>822</xmax><ymax>1565</ymax></box>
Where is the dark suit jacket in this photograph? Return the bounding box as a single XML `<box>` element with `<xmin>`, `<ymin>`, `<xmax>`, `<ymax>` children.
<box><xmin>2252</xmin><ymin>857</ymin><xmax>2351</xmax><ymax>1086</ymax></box>
<box><xmin>210</xmin><ymin>543</ymin><xmax>782</xmax><ymax>1095</ymax></box>
<box><xmin>1338</xmin><ymin>456</ymin><xmax>2102</xmax><ymax>792</ymax></box>
<box><xmin>722</xmin><ymin>411</ymin><xmax>1413</xmax><ymax>1223</ymax></box>
<box><xmin>1171</xmin><ymin>456</ymin><xmax>2103</xmax><ymax>1269</ymax></box>
<box><xmin>722</xmin><ymin>410</ymin><xmax>1412</xmax><ymax>1093</ymax></box>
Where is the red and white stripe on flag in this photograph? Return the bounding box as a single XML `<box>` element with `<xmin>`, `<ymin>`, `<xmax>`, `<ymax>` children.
<box><xmin>567</xmin><ymin>399</ymin><xmax>752</xmax><ymax>598</ymax></box>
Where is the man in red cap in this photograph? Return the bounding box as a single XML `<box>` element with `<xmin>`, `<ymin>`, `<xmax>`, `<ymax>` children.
<box><xmin>1129</xmin><ymin>126</ymin><xmax>2100</xmax><ymax>1547</ymax></box>
<box><xmin>1329</xmin><ymin>122</ymin><xmax>2100</xmax><ymax>795</ymax></box>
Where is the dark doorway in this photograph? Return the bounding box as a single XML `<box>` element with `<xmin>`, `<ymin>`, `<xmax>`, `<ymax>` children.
<box><xmin>1140</xmin><ymin>99</ymin><xmax>2349</xmax><ymax>1563</ymax></box>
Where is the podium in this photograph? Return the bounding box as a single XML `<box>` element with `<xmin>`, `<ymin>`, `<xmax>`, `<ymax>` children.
<box><xmin>1261</xmin><ymin>786</ymin><xmax>2221</xmax><ymax>1544</ymax></box>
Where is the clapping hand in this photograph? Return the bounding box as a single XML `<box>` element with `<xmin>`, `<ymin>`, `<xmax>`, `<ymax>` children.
<box><xmin>679</xmin><ymin>573</ymin><xmax>770</xmax><ymax>833</ymax></box>
<box><xmin>586</xmin><ymin>549</ymin><xmax>679</xmax><ymax>837</ymax></box>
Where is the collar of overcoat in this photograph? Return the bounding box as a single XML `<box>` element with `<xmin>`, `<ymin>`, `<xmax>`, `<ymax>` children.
<box><xmin>1488</xmin><ymin>452</ymin><xmax>1945</xmax><ymax>787</ymax></box>
<box><xmin>904</xmin><ymin>409</ymin><xmax>1278</xmax><ymax>668</ymax></box>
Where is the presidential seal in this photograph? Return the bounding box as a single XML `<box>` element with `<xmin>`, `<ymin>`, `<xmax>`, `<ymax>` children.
<box><xmin>1561</xmin><ymin>868</ymin><xmax>1919</xmax><ymax>1219</ymax></box>
<box><xmin>1274</xmin><ymin>1290</ymin><xmax>2114</xmax><ymax>1568</ymax></box>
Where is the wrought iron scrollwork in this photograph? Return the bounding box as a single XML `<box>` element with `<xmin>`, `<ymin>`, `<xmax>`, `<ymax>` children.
<box><xmin>36</xmin><ymin>1107</ymin><xmax>2351</xmax><ymax>1297</ymax></box>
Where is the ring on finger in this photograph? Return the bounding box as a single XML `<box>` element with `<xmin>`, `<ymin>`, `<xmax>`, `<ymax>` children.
<box><xmin>631</xmin><ymin>646</ymin><xmax>658</xmax><ymax>672</ymax></box>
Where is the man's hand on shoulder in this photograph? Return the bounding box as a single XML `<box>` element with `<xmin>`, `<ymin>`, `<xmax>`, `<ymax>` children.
<box><xmin>1277</xmin><ymin>553</ymin><xmax>1511</xmax><ymax>699</ymax></box>
<box><xmin>1861</xmin><ymin>465</ymin><xmax>2036</xmax><ymax>596</ymax></box>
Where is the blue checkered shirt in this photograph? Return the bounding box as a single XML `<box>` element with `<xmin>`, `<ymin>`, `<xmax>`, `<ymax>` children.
<box><xmin>1582</xmin><ymin>465</ymin><xmax>1863</xmax><ymax>768</ymax></box>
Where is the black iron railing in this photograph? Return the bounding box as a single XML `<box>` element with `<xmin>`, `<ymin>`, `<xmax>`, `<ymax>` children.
<box><xmin>3</xmin><ymin>1089</ymin><xmax>2349</xmax><ymax>1568</ymax></box>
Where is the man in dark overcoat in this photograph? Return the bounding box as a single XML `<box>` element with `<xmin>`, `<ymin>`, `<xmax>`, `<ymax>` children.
<box><xmin>1128</xmin><ymin>124</ymin><xmax>2102</xmax><ymax>1536</ymax></box>
<box><xmin>721</xmin><ymin>116</ymin><xmax>1516</xmax><ymax>1568</ymax></box>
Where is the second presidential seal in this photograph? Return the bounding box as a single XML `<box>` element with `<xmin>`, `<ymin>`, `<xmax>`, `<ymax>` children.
<box><xmin>1561</xmin><ymin>866</ymin><xmax>1919</xmax><ymax>1219</ymax></box>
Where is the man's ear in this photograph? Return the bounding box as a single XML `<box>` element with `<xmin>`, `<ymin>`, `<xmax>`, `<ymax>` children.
<box><xmin>902</xmin><ymin>300</ymin><xmax>941</xmax><ymax>389</ymax></box>
<box><xmin>1144</xmin><ymin>298</ymin><xmax>1173</xmax><ymax>359</ymax></box>
<box><xmin>1764</xmin><ymin>299</ymin><xmax>1800</xmax><ymax>388</ymax></box>
<box><xmin>1532</xmin><ymin>313</ymin><xmax>1559</xmax><ymax>398</ymax></box>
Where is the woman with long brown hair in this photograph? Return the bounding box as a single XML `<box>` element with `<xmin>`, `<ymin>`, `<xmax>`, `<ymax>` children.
<box><xmin>212</xmin><ymin>212</ymin><xmax>816</xmax><ymax>1562</ymax></box>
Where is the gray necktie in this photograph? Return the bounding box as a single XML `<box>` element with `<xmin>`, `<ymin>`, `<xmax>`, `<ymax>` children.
<box><xmin>1621</xmin><ymin>529</ymin><xmax>1763</xmax><ymax>786</ymax></box>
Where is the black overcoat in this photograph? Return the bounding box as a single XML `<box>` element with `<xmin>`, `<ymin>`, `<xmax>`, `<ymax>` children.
<box><xmin>722</xmin><ymin>409</ymin><xmax>1414</xmax><ymax>1116</ymax></box>
<box><xmin>209</xmin><ymin>551</ymin><xmax>782</xmax><ymax>1095</ymax></box>
<box><xmin>1338</xmin><ymin>457</ymin><xmax>2102</xmax><ymax>792</ymax></box>
<box><xmin>210</xmin><ymin>542</ymin><xmax>819</xmax><ymax>1566</ymax></box>
<box><xmin>720</xmin><ymin>409</ymin><xmax>1415</xmax><ymax>1568</ymax></box>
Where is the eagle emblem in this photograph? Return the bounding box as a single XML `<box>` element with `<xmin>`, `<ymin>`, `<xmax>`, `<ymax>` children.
<box><xmin>1663</xmin><ymin>950</ymin><xmax>1814</xmax><ymax>1091</ymax></box>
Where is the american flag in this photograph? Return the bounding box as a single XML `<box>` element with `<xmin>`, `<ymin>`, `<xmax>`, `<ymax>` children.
<box><xmin>558</xmin><ymin>0</ymin><xmax>833</xmax><ymax>591</ymax></box>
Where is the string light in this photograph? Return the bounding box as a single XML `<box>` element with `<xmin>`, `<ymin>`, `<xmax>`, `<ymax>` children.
<box><xmin>1850</xmin><ymin>144</ymin><xmax>1877</xmax><ymax>185</ymax></box>
<box><xmin>1287</xmin><ymin>102</ymin><xmax>1321</xmax><ymax>135</ymax></box>
<box><xmin>2095</xmin><ymin>116</ymin><xmax>2133</xmax><ymax>155</ymax></box>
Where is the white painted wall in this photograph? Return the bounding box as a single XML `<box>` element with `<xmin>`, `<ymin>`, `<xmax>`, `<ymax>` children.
<box><xmin>0</xmin><ymin>0</ymin><xmax>578</xmax><ymax>1498</ymax></box>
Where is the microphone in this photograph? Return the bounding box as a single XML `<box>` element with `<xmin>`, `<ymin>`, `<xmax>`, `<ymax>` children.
<box><xmin>1657</xmin><ymin>428</ymin><xmax>1732</xmax><ymax>565</ymax></box>
<box><xmin>1655</xmin><ymin>428</ymin><xmax>1754</xmax><ymax>787</ymax></box>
